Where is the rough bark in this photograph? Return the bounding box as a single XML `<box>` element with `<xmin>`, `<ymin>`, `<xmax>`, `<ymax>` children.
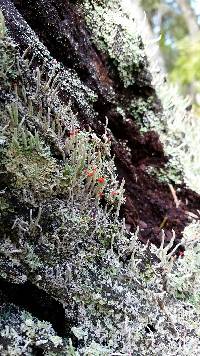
<box><xmin>1</xmin><ymin>0</ymin><xmax>199</xmax><ymax>244</ymax></box>
<box><xmin>0</xmin><ymin>1</ymin><xmax>200</xmax><ymax>353</ymax></box>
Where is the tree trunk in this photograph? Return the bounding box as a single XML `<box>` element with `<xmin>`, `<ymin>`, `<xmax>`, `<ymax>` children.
<box><xmin>1</xmin><ymin>0</ymin><xmax>198</xmax><ymax>241</ymax></box>
<box><xmin>176</xmin><ymin>0</ymin><xmax>199</xmax><ymax>36</ymax></box>
<box><xmin>0</xmin><ymin>0</ymin><xmax>200</xmax><ymax>353</ymax></box>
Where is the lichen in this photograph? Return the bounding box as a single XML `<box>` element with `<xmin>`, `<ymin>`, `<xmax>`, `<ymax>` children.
<box><xmin>82</xmin><ymin>0</ymin><xmax>199</xmax><ymax>191</ymax></box>
<box><xmin>83</xmin><ymin>0</ymin><xmax>148</xmax><ymax>87</ymax></box>
<box><xmin>0</xmin><ymin>304</ymin><xmax>68</xmax><ymax>355</ymax></box>
<box><xmin>1</xmin><ymin>9</ymin><xmax>200</xmax><ymax>356</ymax></box>
<box><xmin>126</xmin><ymin>2</ymin><xmax>200</xmax><ymax>193</ymax></box>
<box><xmin>81</xmin><ymin>0</ymin><xmax>200</xmax><ymax>191</ymax></box>
<box><xmin>167</xmin><ymin>221</ymin><xmax>200</xmax><ymax>306</ymax></box>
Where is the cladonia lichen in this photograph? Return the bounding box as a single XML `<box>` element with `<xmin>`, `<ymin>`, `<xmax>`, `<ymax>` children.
<box><xmin>1</xmin><ymin>8</ymin><xmax>200</xmax><ymax>356</ymax></box>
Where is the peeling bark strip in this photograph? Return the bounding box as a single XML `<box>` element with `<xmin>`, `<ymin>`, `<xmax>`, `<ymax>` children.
<box><xmin>1</xmin><ymin>0</ymin><xmax>199</xmax><ymax>245</ymax></box>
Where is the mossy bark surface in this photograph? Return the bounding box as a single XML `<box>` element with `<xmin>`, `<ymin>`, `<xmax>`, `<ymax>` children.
<box><xmin>0</xmin><ymin>1</ymin><xmax>200</xmax><ymax>355</ymax></box>
<box><xmin>2</xmin><ymin>0</ymin><xmax>199</xmax><ymax>244</ymax></box>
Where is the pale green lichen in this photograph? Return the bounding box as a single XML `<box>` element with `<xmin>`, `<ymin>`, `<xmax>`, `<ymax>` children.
<box><xmin>82</xmin><ymin>0</ymin><xmax>200</xmax><ymax>191</ymax></box>
<box><xmin>0</xmin><ymin>304</ymin><xmax>68</xmax><ymax>355</ymax></box>
<box><xmin>126</xmin><ymin>2</ymin><xmax>200</xmax><ymax>193</ymax></box>
<box><xmin>167</xmin><ymin>221</ymin><xmax>200</xmax><ymax>306</ymax></box>
<box><xmin>158</xmin><ymin>84</ymin><xmax>200</xmax><ymax>193</ymax></box>
<box><xmin>129</xmin><ymin>96</ymin><xmax>157</xmax><ymax>131</ymax></box>
<box><xmin>83</xmin><ymin>0</ymin><xmax>147</xmax><ymax>87</ymax></box>
<box><xmin>145</xmin><ymin>164</ymin><xmax>183</xmax><ymax>185</ymax></box>
<box><xmin>0</xmin><ymin>197</ymin><xmax>10</xmax><ymax>214</ymax></box>
<box><xmin>145</xmin><ymin>85</ymin><xmax>200</xmax><ymax>191</ymax></box>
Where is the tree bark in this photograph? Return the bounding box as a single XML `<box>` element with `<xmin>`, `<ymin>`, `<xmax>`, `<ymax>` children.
<box><xmin>1</xmin><ymin>0</ymin><xmax>199</xmax><ymax>244</ymax></box>
<box><xmin>1</xmin><ymin>1</ymin><xmax>200</xmax><ymax>353</ymax></box>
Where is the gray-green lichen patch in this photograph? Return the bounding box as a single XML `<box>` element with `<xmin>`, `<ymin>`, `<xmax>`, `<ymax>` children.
<box><xmin>0</xmin><ymin>197</ymin><xmax>11</xmax><ymax>214</ymax></box>
<box><xmin>82</xmin><ymin>0</ymin><xmax>200</xmax><ymax>193</ymax></box>
<box><xmin>81</xmin><ymin>0</ymin><xmax>189</xmax><ymax>190</ymax></box>
<box><xmin>0</xmin><ymin>304</ymin><xmax>69</xmax><ymax>355</ymax></box>
<box><xmin>129</xmin><ymin>96</ymin><xmax>158</xmax><ymax>131</ymax></box>
<box><xmin>83</xmin><ymin>0</ymin><xmax>149</xmax><ymax>88</ymax></box>
<box><xmin>145</xmin><ymin>164</ymin><xmax>183</xmax><ymax>186</ymax></box>
<box><xmin>158</xmin><ymin>85</ymin><xmax>200</xmax><ymax>193</ymax></box>
<box><xmin>5</xmin><ymin>147</ymin><xmax>60</xmax><ymax>197</ymax></box>
<box><xmin>127</xmin><ymin>2</ymin><xmax>200</xmax><ymax>193</ymax></box>
<box><xmin>167</xmin><ymin>221</ymin><xmax>200</xmax><ymax>307</ymax></box>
